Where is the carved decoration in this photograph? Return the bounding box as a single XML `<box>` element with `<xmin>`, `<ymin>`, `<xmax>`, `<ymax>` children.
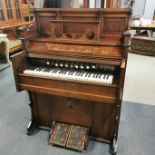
<box><xmin>103</xmin><ymin>18</ymin><xmax>125</xmax><ymax>33</ymax></box>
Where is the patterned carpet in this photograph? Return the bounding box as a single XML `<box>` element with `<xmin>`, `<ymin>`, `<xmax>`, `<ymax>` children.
<box><xmin>0</xmin><ymin>68</ymin><xmax>155</xmax><ymax>155</ymax></box>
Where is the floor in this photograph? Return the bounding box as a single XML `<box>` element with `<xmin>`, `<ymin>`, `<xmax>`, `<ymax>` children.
<box><xmin>0</xmin><ymin>53</ymin><xmax>155</xmax><ymax>155</ymax></box>
<box><xmin>0</xmin><ymin>58</ymin><xmax>10</xmax><ymax>72</ymax></box>
<box><xmin>124</xmin><ymin>53</ymin><xmax>155</xmax><ymax>105</ymax></box>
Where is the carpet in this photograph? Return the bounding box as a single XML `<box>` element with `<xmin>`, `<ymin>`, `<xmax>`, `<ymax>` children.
<box><xmin>0</xmin><ymin>68</ymin><xmax>155</xmax><ymax>155</ymax></box>
<box><xmin>0</xmin><ymin>63</ymin><xmax>10</xmax><ymax>72</ymax></box>
<box><xmin>0</xmin><ymin>58</ymin><xmax>10</xmax><ymax>72</ymax></box>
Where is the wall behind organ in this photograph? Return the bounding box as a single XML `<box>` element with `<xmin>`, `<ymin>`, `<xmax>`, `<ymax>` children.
<box><xmin>143</xmin><ymin>0</ymin><xmax>155</xmax><ymax>19</ymax></box>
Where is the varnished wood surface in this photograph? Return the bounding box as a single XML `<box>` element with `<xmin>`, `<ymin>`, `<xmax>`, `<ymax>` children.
<box><xmin>25</xmin><ymin>41</ymin><xmax>123</xmax><ymax>59</ymax></box>
<box><xmin>18</xmin><ymin>73</ymin><xmax>118</xmax><ymax>104</ymax></box>
<box><xmin>131</xmin><ymin>23</ymin><xmax>155</xmax><ymax>30</ymax></box>
<box><xmin>27</xmin><ymin>52</ymin><xmax>122</xmax><ymax>66</ymax></box>
<box><xmin>10</xmin><ymin>8</ymin><xmax>131</xmax><ymax>154</ymax></box>
<box><xmin>30</xmin><ymin>93</ymin><xmax>115</xmax><ymax>140</ymax></box>
<box><xmin>26</xmin><ymin>37</ymin><xmax>122</xmax><ymax>46</ymax></box>
<box><xmin>0</xmin><ymin>22</ymin><xmax>32</xmax><ymax>30</ymax></box>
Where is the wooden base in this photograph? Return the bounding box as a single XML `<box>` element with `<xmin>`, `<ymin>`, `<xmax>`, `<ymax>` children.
<box><xmin>109</xmin><ymin>138</ymin><xmax>118</xmax><ymax>155</ymax></box>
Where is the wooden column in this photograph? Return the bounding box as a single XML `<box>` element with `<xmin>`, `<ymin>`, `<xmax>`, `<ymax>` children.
<box><xmin>84</xmin><ymin>0</ymin><xmax>89</xmax><ymax>8</ymax></box>
<box><xmin>101</xmin><ymin>0</ymin><xmax>105</xmax><ymax>8</ymax></box>
<box><xmin>106</xmin><ymin>0</ymin><xmax>122</xmax><ymax>8</ymax></box>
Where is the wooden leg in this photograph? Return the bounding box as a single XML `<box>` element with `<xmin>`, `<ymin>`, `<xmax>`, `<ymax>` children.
<box><xmin>27</xmin><ymin>120</ymin><xmax>37</xmax><ymax>135</ymax></box>
<box><xmin>109</xmin><ymin>138</ymin><xmax>118</xmax><ymax>155</ymax></box>
<box><xmin>27</xmin><ymin>92</ymin><xmax>37</xmax><ymax>135</ymax></box>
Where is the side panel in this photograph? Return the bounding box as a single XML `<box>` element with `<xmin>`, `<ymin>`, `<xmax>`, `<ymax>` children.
<box><xmin>10</xmin><ymin>51</ymin><xmax>26</xmax><ymax>91</ymax></box>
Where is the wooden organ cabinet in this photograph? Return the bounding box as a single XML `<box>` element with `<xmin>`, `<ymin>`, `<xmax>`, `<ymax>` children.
<box><xmin>11</xmin><ymin>2</ymin><xmax>132</xmax><ymax>154</ymax></box>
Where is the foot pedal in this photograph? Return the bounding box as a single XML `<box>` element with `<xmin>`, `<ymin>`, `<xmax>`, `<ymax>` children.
<box><xmin>66</xmin><ymin>125</ymin><xmax>88</xmax><ymax>151</ymax></box>
<box><xmin>49</xmin><ymin>122</ymin><xmax>71</xmax><ymax>147</ymax></box>
<box><xmin>49</xmin><ymin>122</ymin><xmax>89</xmax><ymax>151</ymax></box>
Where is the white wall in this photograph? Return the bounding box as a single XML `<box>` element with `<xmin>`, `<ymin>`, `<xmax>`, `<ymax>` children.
<box><xmin>143</xmin><ymin>0</ymin><xmax>155</xmax><ymax>19</ymax></box>
<box><xmin>132</xmin><ymin>0</ymin><xmax>155</xmax><ymax>19</ymax></box>
<box><xmin>133</xmin><ymin>0</ymin><xmax>146</xmax><ymax>17</ymax></box>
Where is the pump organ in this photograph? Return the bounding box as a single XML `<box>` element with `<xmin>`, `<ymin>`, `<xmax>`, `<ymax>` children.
<box><xmin>11</xmin><ymin>3</ymin><xmax>132</xmax><ymax>154</ymax></box>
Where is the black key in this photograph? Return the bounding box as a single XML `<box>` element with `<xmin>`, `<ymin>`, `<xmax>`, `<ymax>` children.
<box><xmin>66</xmin><ymin>71</ymin><xmax>70</xmax><ymax>75</ymax></box>
<box><xmin>85</xmin><ymin>73</ymin><xmax>89</xmax><ymax>77</ymax></box>
<box><xmin>36</xmin><ymin>68</ymin><xmax>40</xmax><ymax>71</ymax></box>
<box><xmin>96</xmin><ymin>74</ymin><xmax>100</xmax><ymax>78</ymax></box>
<box><xmin>29</xmin><ymin>67</ymin><xmax>35</xmax><ymax>70</ymax></box>
<box><xmin>63</xmin><ymin>71</ymin><xmax>68</xmax><ymax>74</ymax></box>
<box><xmin>106</xmin><ymin>75</ymin><xmax>109</xmax><ymax>79</ymax></box>
<box><xmin>58</xmin><ymin>70</ymin><xmax>63</xmax><ymax>74</ymax></box>
<box><xmin>68</xmin><ymin>71</ymin><xmax>72</xmax><ymax>75</ymax></box>
<box><xmin>63</xmin><ymin>71</ymin><xmax>67</xmax><ymax>74</ymax></box>
<box><xmin>94</xmin><ymin>74</ymin><xmax>97</xmax><ymax>78</ymax></box>
<box><xmin>61</xmin><ymin>71</ymin><xmax>65</xmax><ymax>74</ymax></box>
<box><xmin>93</xmin><ymin>74</ymin><xmax>96</xmax><ymax>78</ymax></box>
<box><xmin>61</xmin><ymin>70</ymin><xmax>64</xmax><ymax>74</ymax></box>
<box><xmin>79</xmin><ymin>72</ymin><xmax>83</xmax><ymax>76</ymax></box>
<box><xmin>55</xmin><ymin>70</ymin><xmax>60</xmax><ymax>73</ymax></box>
<box><xmin>75</xmin><ymin>72</ymin><xmax>79</xmax><ymax>76</ymax></box>
<box><xmin>71</xmin><ymin>71</ymin><xmax>74</xmax><ymax>75</ymax></box>
<box><xmin>81</xmin><ymin>72</ymin><xmax>84</xmax><ymax>76</ymax></box>
<box><xmin>44</xmin><ymin>68</ymin><xmax>49</xmax><ymax>72</ymax></box>
<box><xmin>47</xmin><ymin>68</ymin><xmax>51</xmax><ymax>72</ymax></box>
<box><xmin>88</xmin><ymin>73</ymin><xmax>91</xmax><ymax>77</ymax></box>
<box><xmin>52</xmin><ymin>70</ymin><xmax>57</xmax><ymax>73</ymax></box>
<box><xmin>38</xmin><ymin>68</ymin><xmax>43</xmax><ymax>71</ymax></box>
<box><xmin>77</xmin><ymin>72</ymin><xmax>81</xmax><ymax>76</ymax></box>
<box><xmin>80</xmin><ymin>72</ymin><xmax>83</xmax><ymax>76</ymax></box>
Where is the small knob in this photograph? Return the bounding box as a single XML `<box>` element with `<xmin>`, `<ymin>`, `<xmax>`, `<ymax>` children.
<box><xmin>92</xmin><ymin>65</ymin><xmax>96</xmax><ymax>69</ymax></box>
<box><xmin>46</xmin><ymin>61</ymin><xmax>50</xmax><ymax>65</ymax></box>
<box><xmin>65</xmin><ymin>64</ymin><xmax>69</xmax><ymax>68</ymax></box>
<box><xmin>55</xmin><ymin>63</ymin><xmax>58</xmax><ymax>67</ymax></box>
<box><xmin>75</xmin><ymin>65</ymin><xmax>79</xmax><ymax>69</ymax></box>
<box><xmin>80</xmin><ymin>65</ymin><xmax>84</xmax><ymax>69</ymax></box>
<box><xmin>60</xmin><ymin>63</ymin><xmax>63</xmax><ymax>67</ymax></box>
<box><xmin>70</xmin><ymin>63</ymin><xmax>74</xmax><ymax>68</ymax></box>
<box><xmin>86</xmin><ymin>65</ymin><xmax>90</xmax><ymax>70</ymax></box>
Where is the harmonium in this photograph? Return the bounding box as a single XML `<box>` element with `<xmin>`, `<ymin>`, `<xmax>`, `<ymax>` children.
<box><xmin>11</xmin><ymin>0</ymin><xmax>132</xmax><ymax>154</ymax></box>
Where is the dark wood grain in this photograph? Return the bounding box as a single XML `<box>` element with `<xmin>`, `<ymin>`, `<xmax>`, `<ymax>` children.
<box><xmin>11</xmin><ymin>7</ymin><xmax>131</xmax><ymax>155</ymax></box>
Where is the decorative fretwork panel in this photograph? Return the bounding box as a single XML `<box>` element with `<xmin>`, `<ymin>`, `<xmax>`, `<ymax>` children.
<box><xmin>0</xmin><ymin>0</ymin><xmax>4</xmax><ymax>21</ymax></box>
<box><xmin>0</xmin><ymin>0</ymin><xmax>24</xmax><ymax>27</ymax></box>
<box><xmin>14</xmin><ymin>0</ymin><xmax>21</xmax><ymax>19</ymax></box>
<box><xmin>5</xmin><ymin>0</ymin><xmax>13</xmax><ymax>19</ymax></box>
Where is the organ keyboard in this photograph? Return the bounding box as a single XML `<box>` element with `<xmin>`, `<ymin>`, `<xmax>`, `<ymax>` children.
<box><xmin>24</xmin><ymin>67</ymin><xmax>114</xmax><ymax>85</ymax></box>
<box><xmin>11</xmin><ymin>6</ymin><xmax>132</xmax><ymax>155</ymax></box>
